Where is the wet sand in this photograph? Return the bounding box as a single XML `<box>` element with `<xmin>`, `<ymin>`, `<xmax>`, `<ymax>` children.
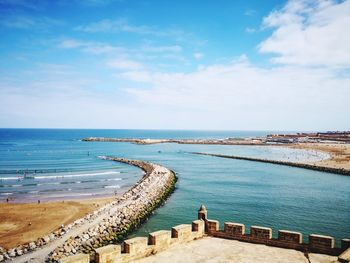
<box><xmin>0</xmin><ymin>197</ymin><xmax>114</xmax><ymax>249</ymax></box>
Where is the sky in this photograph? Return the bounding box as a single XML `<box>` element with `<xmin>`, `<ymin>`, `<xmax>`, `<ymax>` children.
<box><xmin>0</xmin><ymin>0</ymin><xmax>349</xmax><ymax>130</ymax></box>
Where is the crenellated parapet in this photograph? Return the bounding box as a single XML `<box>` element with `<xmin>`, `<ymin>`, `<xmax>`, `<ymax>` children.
<box><xmin>61</xmin><ymin>205</ymin><xmax>350</xmax><ymax>263</ymax></box>
<box><xmin>199</xmin><ymin>205</ymin><xmax>348</xmax><ymax>257</ymax></box>
<box><xmin>61</xmin><ymin>219</ymin><xmax>205</xmax><ymax>263</ymax></box>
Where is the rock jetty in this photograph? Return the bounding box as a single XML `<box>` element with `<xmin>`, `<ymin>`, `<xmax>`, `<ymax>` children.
<box><xmin>193</xmin><ymin>152</ymin><xmax>350</xmax><ymax>176</ymax></box>
<box><xmin>81</xmin><ymin>137</ymin><xmax>264</xmax><ymax>145</ymax></box>
<box><xmin>48</xmin><ymin>157</ymin><xmax>176</xmax><ymax>262</ymax></box>
<box><xmin>0</xmin><ymin>157</ymin><xmax>176</xmax><ymax>263</ymax></box>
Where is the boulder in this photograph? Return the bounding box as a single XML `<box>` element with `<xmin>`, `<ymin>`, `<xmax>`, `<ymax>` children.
<box><xmin>7</xmin><ymin>249</ymin><xmax>16</xmax><ymax>257</ymax></box>
<box><xmin>42</xmin><ymin>236</ymin><xmax>50</xmax><ymax>243</ymax></box>
<box><xmin>63</xmin><ymin>245</ymin><xmax>71</xmax><ymax>253</ymax></box>
<box><xmin>29</xmin><ymin>242</ymin><xmax>36</xmax><ymax>250</ymax></box>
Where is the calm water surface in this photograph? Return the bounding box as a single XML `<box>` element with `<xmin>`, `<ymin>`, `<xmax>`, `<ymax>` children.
<box><xmin>0</xmin><ymin>129</ymin><xmax>349</xmax><ymax>244</ymax></box>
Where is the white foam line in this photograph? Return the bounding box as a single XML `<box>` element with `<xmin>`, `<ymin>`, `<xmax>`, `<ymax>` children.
<box><xmin>0</xmin><ymin>177</ymin><xmax>24</xmax><ymax>180</ymax></box>
<box><xmin>34</xmin><ymin>171</ymin><xmax>121</xmax><ymax>179</ymax></box>
<box><xmin>0</xmin><ymin>171</ymin><xmax>121</xmax><ymax>181</ymax></box>
<box><xmin>106</xmin><ymin>178</ymin><xmax>122</xmax><ymax>181</ymax></box>
<box><xmin>104</xmin><ymin>185</ymin><xmax>121</xmax><ymax>189</ymax></box>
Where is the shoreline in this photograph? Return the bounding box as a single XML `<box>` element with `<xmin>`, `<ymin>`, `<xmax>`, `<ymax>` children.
<box><xmin>0</xmin><ymin>157</ymin><xmax>177</xmax><ymax>262</ymax></box>
<box><xmin>2</xmin><ymin>188</ymin><xmax>128</xmax><ymax>204</ymax></box>
<box><xmin>0</xmin><ymin>197</ymin><xmax>115</xmax><ymax>249</ymax></box>
<box><xmin>287</xmin><ymin>143</ymin><xmax>350</xmax><ymax>170</ymax></box>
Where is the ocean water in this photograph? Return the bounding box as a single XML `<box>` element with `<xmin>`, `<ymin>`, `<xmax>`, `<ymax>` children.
<box><xmin>0</xmin><ymin>129</ymin><xmax>349</xmax><ymax>244</ymax></box>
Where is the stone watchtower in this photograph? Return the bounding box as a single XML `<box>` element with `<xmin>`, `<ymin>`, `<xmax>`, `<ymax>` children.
<box><xmin>198</xmin><ymin>204</ymin><xmax>207</xmax><ymax>220</ymax></box>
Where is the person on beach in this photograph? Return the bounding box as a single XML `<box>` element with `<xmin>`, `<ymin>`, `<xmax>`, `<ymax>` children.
<box><xmin>38</xmin><ymin>199</ymin><xmax>40</xmax><ymax>204</ymax></box>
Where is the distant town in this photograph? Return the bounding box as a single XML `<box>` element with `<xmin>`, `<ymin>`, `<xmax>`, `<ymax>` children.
<box><xmin>265</xmin><ymin>131</ymin><xmax>350</xmax><ymax>144</ymax></box>
<box><xmin>82</xmin><ymin>131</ymin><xmax>350</xmax><ymax>146</ymax></box>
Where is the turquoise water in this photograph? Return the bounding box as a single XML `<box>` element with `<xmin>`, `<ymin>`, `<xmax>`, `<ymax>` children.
<box><xmin>0</xmin><ymin>129</ymin><xmax>349</xmax><ymax>244</ymax></box>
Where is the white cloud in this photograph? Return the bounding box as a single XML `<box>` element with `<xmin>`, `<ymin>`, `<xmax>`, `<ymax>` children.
<box><xmin>245</xmin><ymin>27</ymin><xmax>256</xmax><ymax>33</ymax></box>
<box><xmin>194</xmin><ymin>52</ymin><xmax>204</xmax><ymax>59</ymax></box>
<box><xmin>142</xmin><ymin>45</ymin><xmax>182</xmax><ymax>53</ymax></box>
<box><xmin>1</xmin><ymin>56</ymin><xmax>349</xmax><ymax>129</ymax></box>
<box><xmin>76</xmin><ymin>19</ymin><xmax>158</xmax><ymax>35</ymax></box>
<box><xmin>59</xmin><ymin>39</ymin><xmax>82</xmax><ymax>49</ymax></box>
<box><xmin>119</xmin><ymin>57</ymin><xmax>350</xmax><ymax>130</ymax></box>
<box><xmin>259</xmin><ymin>0</ymin><xmax>350</xmax><ymax>67</ymax></box>
<box><xmin>244</xmin><ymin>9</ymin><xmax>257</xmax><ymax>16</ymax></box>
<box><xmin>75</xmin><ymin>18</ymin><xmax>187</xmax><ymax>39</ymax></box>
<box><xmin>0</xmin><ymin>15</ymin><xmax>63</xmax><ymax>29</ymax></box>
<box><xmin>107</xmin><ymin>58</ymin><xmax>144</xmax><ymax>70</ymax></box>
<box><xmin>58</xmin><ymin>39</ymin><xmax>124</xmax><ymax>54</ymax></box>
<box><xmin>119</xmin><ymin>71</ymin><xmax>152</xmax><ymax>82</ymax></box>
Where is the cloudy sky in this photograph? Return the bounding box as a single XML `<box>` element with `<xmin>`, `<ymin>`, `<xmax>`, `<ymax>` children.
<box><xmin>0</xmin><ymin>0</ymin><xmax>349</xmax><ymax>130</ymax></box>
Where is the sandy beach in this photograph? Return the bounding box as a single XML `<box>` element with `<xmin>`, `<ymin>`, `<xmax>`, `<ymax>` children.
<box><xmin>288</xmin><ymin>143</ymin><xmax>350</xmax><ymax>170</ymax></box>
<box><xmin>0</xmin><ymin>197</ymin><xmax>113</xmax><ymax>249</ymax></box>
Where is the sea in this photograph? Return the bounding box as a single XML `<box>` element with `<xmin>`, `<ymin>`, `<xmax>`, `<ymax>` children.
<box><xmin>0</xmin><ymin>129</ymin><xmax>349</xmax><ymax>244</ymax></box>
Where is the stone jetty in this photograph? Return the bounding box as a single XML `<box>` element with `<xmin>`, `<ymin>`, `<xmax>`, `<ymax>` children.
<box><xmin>192</xmin><ymin>152</ymin><xmax>350</xmax><ymax>176</ymax></box>
<box><xmin>81</xmin><ymin>137</ymin><xmax>264</xmax><ymax>145</ymax></box>
<box><xmin>0</xmin><ymin>157</ymin><xmax>176</xmax><ymax>262</ymax></box>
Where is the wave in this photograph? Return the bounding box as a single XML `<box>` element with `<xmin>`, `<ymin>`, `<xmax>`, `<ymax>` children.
<box><xmin>0</xmin><ymin>171</ymin><xmax>121</xmax><ymax>180</ymax></box>
<box><xmin>0</xmin><ymin>176</ymin><xmax>25</xmax><ymax>180</ymax></box>
<box><xmin>37</xmin><ymin>182</ymin><xmax>60</xmax><ymax>186</ymax></box>
<box><xmin>0</xmin><ymin>192</ymin><xmax>13</xmax><ymax>195</ymax></box>
<box><xmin>106</xmin><ymin>178</ymin><xmax>122</xmax><ymax>181</ymax></box>
<box><xmin>104</xmin><ymin>185</ymin><xmax>121</xmax><ymax>189</ymax></box>
<box><xmin>34</xmin><ymin>171</ymin><xmax>120</xmax><ymax>179</ymax></box>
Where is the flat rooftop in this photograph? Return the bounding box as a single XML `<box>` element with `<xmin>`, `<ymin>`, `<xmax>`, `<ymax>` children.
<box><xmin>134</xmin><ymin>237</ymin><xmax>337</xmax><ymax>263</ymax></box>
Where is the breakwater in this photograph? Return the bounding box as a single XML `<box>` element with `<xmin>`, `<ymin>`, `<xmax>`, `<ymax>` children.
<box><xmin>192</xmin><ymin>152</ymin><xmax>350</xmax><ymax>176</ymax></box>
<box><xmin>81</xmin><ymin>137</ymin><xmax>264</xmax><ymax>145</ymax></box>
<box><xmin>48</xmin><ymin>157</ymin><xmax>176</xmax><ymax>262</ymax></box>
<box><xmin>0</xmin><ymin>157</ymin><xmax>176</xmax><ymax>263</ymax></box>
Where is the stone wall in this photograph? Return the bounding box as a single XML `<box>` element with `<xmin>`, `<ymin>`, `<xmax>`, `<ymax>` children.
<box><xmin>62</xmin><ymin>220</ymin><xmax>205</xmax><ymax>263</ymax></box>
<box><xmin>61</xmin><ymin>206</ymin><xmax>349</xmax><ymax>263</ymax></box>
<box><xmin>201</xmin><ymin>206</ymin><xmax>345</xmax><ymax>256</ymax></box>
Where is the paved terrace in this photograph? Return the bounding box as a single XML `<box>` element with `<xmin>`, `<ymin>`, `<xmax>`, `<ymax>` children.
<box><xmin>135</xmin><ymin>236</ymin><xmax>337</xmax><ymax>263</ymax></box>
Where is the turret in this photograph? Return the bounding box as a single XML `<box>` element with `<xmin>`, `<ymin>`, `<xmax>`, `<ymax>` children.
<box><xmin>198</xmin><ymin>204</ymin><xmax>207</xmax><ymax>220</ymax></box>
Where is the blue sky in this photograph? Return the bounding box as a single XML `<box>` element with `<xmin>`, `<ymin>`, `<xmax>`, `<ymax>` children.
<box><xmin>0</xmin><ymin>0</ymin><xmax>349</xmax><ymax>130</ymax></box>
